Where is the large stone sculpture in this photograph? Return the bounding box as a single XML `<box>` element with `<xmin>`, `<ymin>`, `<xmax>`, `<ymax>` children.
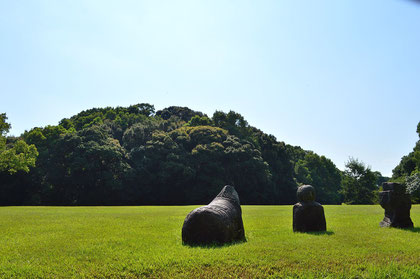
<box><xmin>182</xmin><ymin>185</ymin><xmax>246</xmax><ymax>246</ymax></box>
<box><xmin>293</xmin><ymin>185</ymin><xmax>326</xmax><ymax>232</ymax></box>
<box><xmin>379</xmin><ymin>182</ymin><xmax>414</xmax><ymax>228</ymax></box>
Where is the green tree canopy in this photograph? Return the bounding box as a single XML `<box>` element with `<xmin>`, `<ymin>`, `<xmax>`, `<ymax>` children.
<box><xmin>0</xmin><ymin>113</ymin><xmax>11</xmax><ymax>136</ymax></box>
<box><xmin>390</xmin><ymin>121</ymin><xmax>420</xmax><ymax>203</ymax></box>
<box><xmin>392</xmin><ymin>121</ymin><xmax>420</xmax><ymax>198</ymax></box>
<box><xmin>0</xmin><ymin>104</ymin><xmax>352</xmax><ymax>205</ymax></box>
<box><xmin>341</xmin><ymin>158</ymin><xmax>377</xmax><ymax>204</ymax></box>
<box><xmin>186</xmin><ymin>115</ymin><xmax>213</xmax><ymax>127</ymax></box>
<box><xmin>0</xmin><ymin>113</ymin><xmax>38</xmax><ymax>174</ymax></box>
<box><xmin>294</xmin><ymin>152</ymin><xmax>342</xmax><ymax>204</ymax></box>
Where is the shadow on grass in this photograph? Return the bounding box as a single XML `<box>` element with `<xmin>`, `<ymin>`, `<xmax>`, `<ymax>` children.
<box><xmin>182</xmin><ymin>239</ymin><xmax>247</xmax><ymax>248</ymax></box>
<box><xmin>303</xmin><ymin>230</ymin><xmax>335</xmax><ymax>236</ymax></box>
<box><xmin>383</xmin><ymin>226</ymin><xmax>420</xmax><ymax>233</ymax></box>
<box><xmin>403</xmin><ymin>227</ymin><xmax>420</xmax><ymax>233</ymax></box>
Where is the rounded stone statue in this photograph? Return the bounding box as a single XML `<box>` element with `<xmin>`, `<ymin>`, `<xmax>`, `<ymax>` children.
<box><xmin>379</xmin><ymin>182</ymin><xmax>414</xmax><ymax>228</ymax></box>
<box><xmin>182</xmin><ymin>185</ymin><xmax>246</xmax><ymax>246</ymax></box>
<box><xmin>293</xmin><ymin>185</ymin><xmax>326</xmax><ymax>232</ymax></box>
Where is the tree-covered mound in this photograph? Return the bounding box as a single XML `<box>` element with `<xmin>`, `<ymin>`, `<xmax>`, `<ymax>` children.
<box><xmin>392</xmin><ymin>122</ymin><xmax>420</xmax><ymax>203</ymax></box>
<box><xmin>2</xmin><ymin>104</ymin><xmax>347</xmax><ymax>205</ymax></box>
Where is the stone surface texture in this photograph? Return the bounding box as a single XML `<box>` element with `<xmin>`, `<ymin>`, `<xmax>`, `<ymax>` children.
<box><xmin>293</xmin><ymin>185</ymin><xmax>327</xmax><ymax>232</ymax></box>
<box><xmin>379</xmin><ymin>182</ymin><xmax>414</xmax><ymax>228</ymax></box>
<box><xmin>182</xmin><ymin>185</ymin><xmax>246</xmax><ymax>245</ymax></box>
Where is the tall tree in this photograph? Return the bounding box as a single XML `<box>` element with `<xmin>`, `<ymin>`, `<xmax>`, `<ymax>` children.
<box><xmin>392</xmin><ymin>121</ymin><xmax>420</xmax><ymax>179</ymax></box>
<box><xmin>341</xmin><ymin>158</ymin><xmax>377</xmax><ymax>204</ymax></box>
<box><xmin>0</xmin><ymin>113</ymin><xmax>38</xmax><ymax>174</ymax></box>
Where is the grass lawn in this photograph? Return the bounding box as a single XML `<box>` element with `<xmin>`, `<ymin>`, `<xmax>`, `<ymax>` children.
<box><xmin>0</xmin><ymin>205</ymin><xmax>419</xmax><ymax>278</ymax></box>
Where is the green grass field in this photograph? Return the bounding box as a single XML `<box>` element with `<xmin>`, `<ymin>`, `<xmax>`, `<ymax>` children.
<box><xmin>0</xmin><ymin>205</ymin><xmax>419</xmax><ymax>278</ymax></box>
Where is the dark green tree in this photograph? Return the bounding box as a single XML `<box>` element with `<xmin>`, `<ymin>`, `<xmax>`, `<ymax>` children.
<box><xmin>212</xmin><ymin>110</ymin><xmax>251</xmax><ymax>140</ymax></box>
<box><xmin>186</xmin><ymin>115</ymin><xmax>213</xmax><ymax>127</ymax></box>
<box><xmin>373</xmin><ymin>171</ymin><xmax>389</xmax><ymax>187</ymax></box>
<box><xmin>294</xmin><ymin>152</ymin><xmax>342</xmax><ymax>204</ymax></box>
<box><xmin>392</xmin><ymin>121</ymin><xmax>420</xmax><ymax>179</ymax></box>
<box><xmin>47</xmin><ymin>125</ymin><xmax>132</xmax><ymax>205</ymax></box>
<box><xmin>156</xmin><ymin>106</ymin><xmax>202</xmax><ymax>121</ymax></box>
<box><xmin>341</xmin><ymin>158</ymin><xmax>377</xmax><ymax>204</ymax></box>
<box><xmin>253</xmin><ymin>132</ymin><xmax>296</xmax><ymax>204</ymax></box>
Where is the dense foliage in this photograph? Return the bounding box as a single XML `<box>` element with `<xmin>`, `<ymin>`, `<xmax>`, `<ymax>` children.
<box><xmin>341</xmin><ymin>158</ymin><xmax>377</xmax><ymax>204</ymax></box>
<box><xmin>2</xmin><ymin>104</ymin><xmax>347</xmax><ymax>205</ymax></box>
<box><xmin>0</xmin><ymin>114</ymin><xmax>38</xmax><ymax>174</ymax></box>
<box><xmin>286</xmin><ymin>145</ymin><xmax>342</xmax><ymax>204</ymax></box>
<box><xmin>392</xmin><ymin>121</ymin><xmax>420</xmax><ymax>203</ymax></box>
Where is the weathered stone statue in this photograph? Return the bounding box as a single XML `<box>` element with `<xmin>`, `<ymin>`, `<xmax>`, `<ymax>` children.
<box><xmin>379</xmin><ymin>182</ymin><xmax>414</xmax><ymax>228</ymax></box>
<box><xmin>182</xmin><ymin>185</ymin><xmax>246</xmax><ymax>246</ymax></box>
<box><xmin>293</xmin><ymin>185</ymin><xmax>326</xmax><ymax>232</ymax></box>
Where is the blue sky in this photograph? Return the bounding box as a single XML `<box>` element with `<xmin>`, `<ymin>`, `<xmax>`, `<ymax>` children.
<box><xmin>1</xmin><ymin>0</ymin><xmax>419</xmax><ymax>176</ymax></box>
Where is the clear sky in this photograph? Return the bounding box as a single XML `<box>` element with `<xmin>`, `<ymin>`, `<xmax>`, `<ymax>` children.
<box><xmin>1</xmin><ymin>0</ymin><xmax>419</xmax><ymax>176</ymax></box>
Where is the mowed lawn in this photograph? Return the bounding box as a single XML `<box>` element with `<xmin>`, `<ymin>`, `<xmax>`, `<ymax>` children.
<box><xmin>0</xmin><ymin>205</ymin><xmax>419</xmax><ymax>279</ymax></box>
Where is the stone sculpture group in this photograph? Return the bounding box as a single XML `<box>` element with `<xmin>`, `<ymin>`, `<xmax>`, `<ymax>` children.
<box><xmin>181</xmin><ymin>183</ymin><xmax>414</xmax><ymax>246</ymax></box>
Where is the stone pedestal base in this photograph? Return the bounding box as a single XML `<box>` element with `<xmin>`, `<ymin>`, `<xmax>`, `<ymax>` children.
<box><xmin>293</xmin><ymin>201</ymin><xmax>326</xmax><ymax>232</ymax></box>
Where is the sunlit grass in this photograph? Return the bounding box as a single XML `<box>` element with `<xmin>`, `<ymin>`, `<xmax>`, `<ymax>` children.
<box><xmin>0</xmin><ymin>205</ymin><xmax>419</xmax><ymax>278</ymax></box>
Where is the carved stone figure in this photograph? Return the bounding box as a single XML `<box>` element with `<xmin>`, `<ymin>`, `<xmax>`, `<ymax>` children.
<box><xmin>379</xmin><ymin>182</ymin><xmax>414</xmax><ymax>228</ymax></box>
<box><xmin>293</xmin><ymin>185</ymin><xmax>326</xmax><ymax>232</ymax></box>
<box><xmin>182</xmin><ymin>185</ymin><xmax>246</xmax><ymax>245</ymax></box>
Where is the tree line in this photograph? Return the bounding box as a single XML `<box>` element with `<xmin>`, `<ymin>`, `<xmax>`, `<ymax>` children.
<box><xmin>0</xmin><ymin>104</ymin><xmax>398</xmax><ymax>205</ymax></box>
